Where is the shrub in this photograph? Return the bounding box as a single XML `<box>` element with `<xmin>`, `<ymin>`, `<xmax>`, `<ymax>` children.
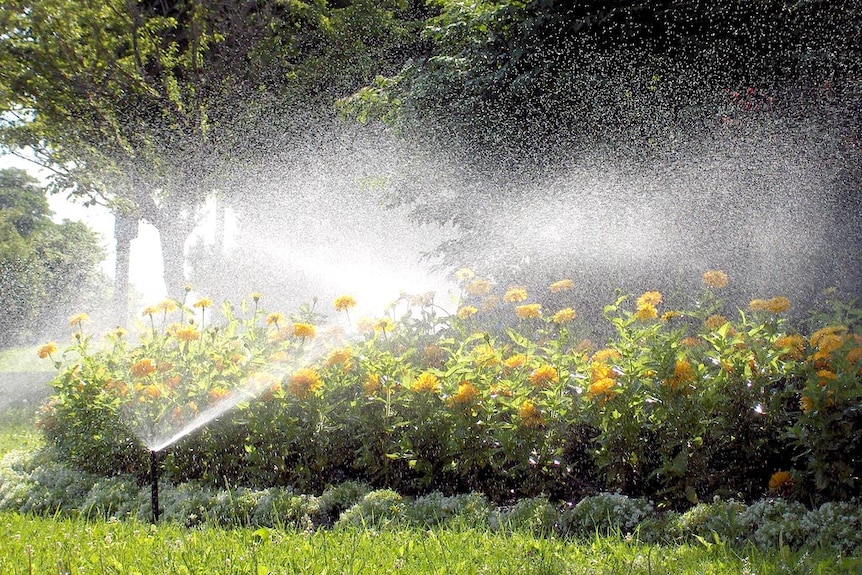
<box><xmin>560</xmin><ymin>492</ymin><xmax>654</xmax><ymax>537</ymax></box>
<box><xmin>405</xmin><ymin>491</ymin><xmax>492</xmax><ymax>528</ymax></box>
<box><xmin>490</xmin><ymin>496</ymin><xmax>559</xmax><ymax>535</ymax></box>
<box><xmin>801</xmin><ymin>500</ymin><xmax>862</xmax><ymax>555</ymax></box>
<box><xmin>335</xmin><ymin>489</ymin><xmax>406</xmax><ymax>528</ymax></box>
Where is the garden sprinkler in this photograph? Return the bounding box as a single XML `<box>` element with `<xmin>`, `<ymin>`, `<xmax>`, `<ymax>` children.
<box><xmin>150</xmin><ymin>449</ymin><xmax>160</xmax><ymax>523</ymax></box>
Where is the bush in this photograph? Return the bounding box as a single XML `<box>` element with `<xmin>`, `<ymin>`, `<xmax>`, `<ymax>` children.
<box><xmin>560</xmin><ymin>492</ymin><xmax>654</xmax><ymax>537</ymax></box>
<box><xmin>335</xmin><ymin>489</ymin><xmax>406</xmax><ymax>528</ymax></box>
<box><xmin>34</xmin><ymin>277</ymin><xmax>862</xmax><ymax>508</ymax></box>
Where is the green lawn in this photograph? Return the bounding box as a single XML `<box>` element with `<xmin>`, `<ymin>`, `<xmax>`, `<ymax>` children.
<box><xmin>1</xmin><ymin>512</ymin><xmax>857</xmax><ymax>575</ymax></box>
<box><xmin>0</xmin><ymin>408</ymin><xmax>857</xmax><ymax>575</ymax></box>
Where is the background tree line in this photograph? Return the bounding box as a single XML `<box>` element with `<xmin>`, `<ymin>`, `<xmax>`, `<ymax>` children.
<box><xmin>1</xmin><ymin>0</ymin><xmax>860</xmax><ymax>338</ymax></box>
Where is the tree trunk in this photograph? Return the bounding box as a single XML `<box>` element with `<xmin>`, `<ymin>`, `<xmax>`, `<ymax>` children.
<box><xmin>158</xmin><ymin>217</ymin><xmax>192</xmax><ymax>300</ymax></box>
<box><xmin>113</xmin><ymin>215</ymin><xmax>138</xmax><ymax>324</ymax></box>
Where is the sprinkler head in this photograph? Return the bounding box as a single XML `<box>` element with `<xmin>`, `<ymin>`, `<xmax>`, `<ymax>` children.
<box><xmin>150</xmin><ymin>449</ymin><xmax>160</xmax><ymax>523</ymax></box>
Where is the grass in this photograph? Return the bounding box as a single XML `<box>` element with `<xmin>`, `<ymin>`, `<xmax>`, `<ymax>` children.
<box><xmin>0</xmin><ymin>513</ymin><xmax>857</xmax><ymax>575</ymax></box>
<box><xmin>0</xmin><ymin>408</ymin><xmax>858</xmax><ymax>574</ymax></box>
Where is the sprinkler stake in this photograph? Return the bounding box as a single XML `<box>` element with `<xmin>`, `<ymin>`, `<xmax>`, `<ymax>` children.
<box><xmin>150</xmin><ymin>449</ymin><xmax>160</xmax><ymax>523</ymax></box>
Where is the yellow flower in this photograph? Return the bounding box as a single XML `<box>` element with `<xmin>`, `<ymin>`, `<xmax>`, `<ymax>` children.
<box><xmin>108</xmin><ymin>327</ymin><xmax>128</xmax><ymax>339</ymax></box>
<box><xmin>208</xmin><ymin>387</ymin><xmax>230</xmax><ymax>402</ymax></box>
<box><xmin>768</xmin><ymin>471</ymin><xmax>793</xmax><ymax>493</ymax></box>
<box><xmin>810</xmin><ymin>325</ymin><xmax>848</xmax><ymax>347</ymax></box>
<box><xmin>503</xmin><ymin>354</ymin><xmax>528</xmax><ymax>370</ymax></box>
<box><xmin>636</xmin><ymin>304</ymin><xmax>658</xmax><ymax>320</ymax></box>
<box><xmin>449</xmin><ymin>381</ymin><xmax>479</xmax><ymax>406</ymax></box>
<box><xmin>68</xmin><ymin>313</ymin><xmax>89</xmax><ymax>327</ymax></box>
<box><xmin>765</xmin><ymin>296</ymin><xmax>790</xmax><ymax>314</ymax></box>
<box><xmin>799</xmin><ymin>395</ymin><xmax>814</xmax><ymax>414</ymax></box>
<box><xmin>515</xmin><ymin>303</ymin><xmax>542</xmax><ymax>319</ymax></box>
<box><xmin>846</xmin><ymin>347</ymin><xmax>862</xmax><ymax>365</ymax></box>
<box><xmin>292</xmin><ymin>323</ymin><xmax>317</xmax><ymax>339</ymax></box>
<box><xmin>37</xmin><ymin>342</ymin><xmax>58</xmax><ymax>359</ymax></box>
<box><xmin>250</xmin><ymin>292</ymin><xmax>263</xmax><ymax>302</ymax></box>
<box><xmin>131</xmin><ymin>358</ymin><xmax>157</xmax><ymax>378</ymax></box>
<box><xmin>325</xmin><ymin>348</ymin><xmax>353</xmax><ymax>369</ymax></box>
<box><xmin>636</xmin><ymin>291</ymin><xmax>662</xmax><ymax>307</ymax></box>
<box><xmin>374</xmin><ymin>317</ymin><xmax>395</xmax><ymax>333</ymax></box>
<box><xmin>176</xmin><ymin>326</ymin><xmax>200</xmax><ymax>342</ymax></box>
<box><xmin>702</xmin><ymin>270</ymin><xmax>728</xmax><ymax>289</ymax></box>
<box><xmin>549</xmin><ymin>279</ymin><xmax>574</xmax><ymax>292</ymax></box>
<box><xmin>454</xmin><ymin>268</ymin><xmax>475</xmax><ymax>282</ymax></box>
<box><xmin>749</xmin><ymin>298</ymin><xmax>769</xmax><ymax>311</ymax></box>
<box><xmin>466</xmin><ymin>279</ymin><xmax>492</xmax><ymax>296</ymax></box>
<box><xmin>266</xmin><ymin>312</ymin><xmax>285</xmax><ymax>326</ymax></box>
<box><xmin>816</xmin><ymin>369</ymin><xmax>837</xmax><ymax>386</ymax></box>
<box><xmin>457</xmin><ymin>306</ymin><xmax>479</xmax><ymax>319</ymax></box>
<box><xmin>592</xmin><ymin>348</ymin><xmax>621</xmax><ymax>363</ymax></box>
<box><xmin>704</xmin><ymin>315</ymin><xmax>729</xmax><ymax>330</ymax></box>
<box><xmin>519</xmin><ymin>401</ymin><xmax>546</xmax><ymax>428</ymax></box>
<box><xmin>363</xmin><ymin>373</ymin><xmax>382</xmax><ymax>395</ymax></box>
<box><xmin>288</xmin><ymin>368</ymin><xmax>323</xmax><ymax>399</ymax></box>
<box><xmin>552</xmin><ymin>308</ymin><xmax>576</xmax><ymax>324</ymax></box>
<box><xmin>334</xmin><ymin>295</ymin><xmax>357</xmax><ymax>312</ymax></box>
<box><xmin>661</xmin><ymin>310</ymin><xmax>681</xmax><ymax>322</ymax></box>
<box><xmin>141</xmin><ymin>305</ymin><xmax>159</xmax><ymax>317</ymax></box>
<box><xmin>412</xmin><ymin>372</ymin><xmax>440</xmax><ymax>393</ymax></box>
<box><xmin>590</xmin><ymin>362</ymin><xmax>617</xmax><ymax>382</ymax></box>
<box><xmin>193</xmin><ymin>298</ymin><xmax>213</xmax><ymax>309</ymax></box>
<box><xmin>665</xmin><ymin>359</ymin><xmax>695</xmax><ymax>390</ymax></box>
<box><xmin>587</xmin><ymin>378</ymin><xmax>618</xmax><ymax>401</ymax></box>
<box><xmin>156</xmin><ymin>299</ymin><xmax>179</xmax><ymax>313</ymax></box>
<box><xmin>774</xmin><ymin>334</ymin><xmax>805</xmax><ymax>359</ymax></box>
<box><xmin>529</xmin><ymin>364</ymin><xmax>558</xmax><ymax>387</ymax></box>
<box><xmin>503</xmin><ymin>287</ymin><xmax>528</xmax><ymax>303</ymax></box>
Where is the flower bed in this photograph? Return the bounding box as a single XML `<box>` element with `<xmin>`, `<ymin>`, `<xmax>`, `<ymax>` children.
<box><xmin>34</xmin><ymin>272</ymin><xmax>862</xmax><ymax>507</ymax></box>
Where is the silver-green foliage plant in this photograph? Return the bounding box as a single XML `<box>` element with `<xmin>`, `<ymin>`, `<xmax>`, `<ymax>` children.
<box><xmin>560</xmin><ymin>492</ymin><xmax>654</xmax><ymax>537</ymax></box>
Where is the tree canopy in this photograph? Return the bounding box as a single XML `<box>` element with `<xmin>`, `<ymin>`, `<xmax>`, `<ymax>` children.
<box><xmin>0</xmin><ymin>168</ymin><xmax>106</xmax><ymax>346</ymax></box>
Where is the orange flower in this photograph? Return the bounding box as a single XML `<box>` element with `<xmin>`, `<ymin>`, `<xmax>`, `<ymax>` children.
<box><xmin>325</xmin><ymin>348</ymin><xmax>353</xmax><ymax>370</ymax></box>
<box><xmin>636</xmin><ymin>304</ymin><xmax>658</xmax><ymax>321</ymax></box>
<box><xmin>636</xmin><ymin>291</ymin><xmax>662</xmax><ymax>307</ymax></box>
<box><xmin>68</xmin><ymin>313</ymin><xmax>90</xmax><ymax>327</ymax></box>
<box><xmin>208</xmin><ymin>387</ymin><xmax>230</xmax><ymax>402</ymax></box>
<box><xmin>457</xmin><ymin>306</ymin><xmax>479</xmax><ymax>319</ymax></box>
<box><xmin>176</xmin><ymin>326</ymin><xmax>200</xmax><ymax>342</ymax></box>
<box><xmin>503</xmin><ymin>354</ymin><xmax>528</xmax><ymax>370</ymax></box>
<box><xmin>665</xmin><ymin>359</ymin><xmax>695</xmax><ymax>390</ymax></box>
<box><xmin>768</xmin><ymin>470</ymin><xmax>793</xmax><ymax>493</ymax></box>
<box><xmin>37</xmin><ymin>342</ymin><xmax>58</xmax><ymax>359</ymax></box>
<box><xmin>193</xmin><ymin>298</ymin><xmax>213</xmax><ymax>309</ymax></box>
<box><xmin>799</xmin><ymin>395</ymin><xmax>814</xmax><ymax>414</ymax></box>
<box><xmin>266</xmin><ymin>312</ymin><xmax>285</xmax><ymax>326</ymax></box>
<box><xmin>363</xmin><ymin>373</ymin><xmax>382</xmax><ymax>395</ymax></box>
<box><xmin>412</xmin><ymin>371</ymin><xmax>440</xmax><ymax>393</ymax></box>
<box><xmin>288</xmin><ymin>368</ymin><xmax>323</xmax><ymax>399</ymax></box>
<box><xmin>549</xmin><ymin>279</ymin><xmax>574</xmax><ymax>292</ymax></box>
<box><xmin>131</xmin><ymin>359</ymin><xmax>156</xmax><ymax>378</ymax></box>
<box><xmin>503</xmin><ymin>287</ymin><xmax>528</xmax><ymax>303</ymax></box>
<box><xmin>292</xmin><ymin>323</ymin><xmax>317</xmax><ymax>339</ymax></box>
<box><xmin>334</xmin><ymin>295</ymin><xmax>357</xmax><ymax>312</ymax></box>
<box><xmin>704</xmin><ymin>315</ymin><xmax>729</xmax><ymax>330</ymax></box>
<box><xmin>590</xmin><ymin>361</ymin><xmax>617</xmax><ymax>382</ymax></box>
<box><xmin>515</xmin><ymin>303</ymin><xmax>542</xmax><ymax>319</ymax></box>
<box><xmin>552</xmin><ymin>308</ymin><xmax>576</xmax><ymax>324</ymax></box>
<box><xmin>142</xmin><ymin>384</ymin><xmax>161</xmax><ymax>399</ymax></box>
<box><xmin>774</xmin><ymin>334</ymin><xmax>805</xmax><ymax>359</ymax></box>
<box><xmin>587</xmin><ymin>377</ymin><xmax>617</xmax><ymax>401</ymax></box>
<box><xmin>519</xmin><ymin>401</ymin><xmax>546</xmax><ymax>428</ymax></box>
<box><xmin>156</xmin><ymin>299</ymin><xmax>179</xmax><ymax>314</ymax></box>
<box><xmin>749</xmin><ymin>298</ymin><xmax>769</xmax><ymax>311</ymax></box>
<box><xmin>529</xmin><ymin>364</ymin><xmax>558</xmax><ymax>387</ymax></box>
<box><xmin>702</xmin><ymin>270</ymin><xmax>728</xmax><ymax>289</ymax></box>
<box><xmin>592</xmin><ymin>348</ymin><xmax>621</xmax><ymax>363</ymax></box>
<box><xmin>466</xmin><ymin>279</ymin><xmax>492</xmax><ymax>296</ymax></box>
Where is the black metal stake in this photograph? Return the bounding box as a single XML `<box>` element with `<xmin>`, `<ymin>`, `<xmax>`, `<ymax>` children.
<box><xmin>150</xmin><ymin>449</ymin><xmax>160</xmax><ymax>523</ymax></box>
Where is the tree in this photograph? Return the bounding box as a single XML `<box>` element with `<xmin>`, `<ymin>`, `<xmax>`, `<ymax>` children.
<box><xmin>0</xmin><ymin>168</ymin><xmax>106</xmax><ymax>346</ymax></box>
<box><xmin>0</xmin><ymin>0</ymin><xmax>427</xmax><ymax>317</ymax></box>
<box><xmin>340</xmin><ymin>0</ymin><xmax>862</xmax><ymax>303</ymax></box>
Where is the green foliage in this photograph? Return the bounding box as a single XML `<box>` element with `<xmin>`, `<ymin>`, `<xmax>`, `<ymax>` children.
<box><xmin>0</xmin><ymin>168</ymin><xmax>107</xmax><ymax>346</ymax></box>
